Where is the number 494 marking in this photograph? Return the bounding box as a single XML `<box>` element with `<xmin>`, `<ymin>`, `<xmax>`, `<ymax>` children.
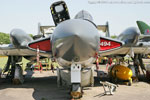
<box><xmin>100</xmin><ymin>42</ymin><xmax>111</xmax><ymax>46</ymax></box>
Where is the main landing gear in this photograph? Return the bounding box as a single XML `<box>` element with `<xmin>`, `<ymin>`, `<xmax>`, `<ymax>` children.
<box><xmin>3</xmin><ymin>56</ymin><xmax>24</xmax><ymax>84</ymax></box>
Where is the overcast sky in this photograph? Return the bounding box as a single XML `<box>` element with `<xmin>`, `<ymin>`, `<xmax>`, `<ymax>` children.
<box><xmin>0</xmin><ymin>0</ymin><xmax>150</xmax><ymax>35</ymax></box>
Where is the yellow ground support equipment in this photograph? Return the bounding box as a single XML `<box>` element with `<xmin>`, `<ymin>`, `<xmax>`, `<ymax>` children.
<box><xmin>108</xmin><ymin>64</ymin><xmax>133</xmax><ymax>86</ymax></box>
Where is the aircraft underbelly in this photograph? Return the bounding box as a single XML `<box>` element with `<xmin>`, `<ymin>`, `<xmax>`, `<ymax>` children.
<box><xmin>57</xmin><ymin>57</ymin><xmax>95</xmax><ymax>68</ymax></box>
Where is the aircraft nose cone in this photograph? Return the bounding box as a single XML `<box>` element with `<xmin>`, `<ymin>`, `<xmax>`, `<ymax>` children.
<box><xmin>52</xmin><ymin>19</ymin><xmax>99</xmax><ymax>62</ymax></box>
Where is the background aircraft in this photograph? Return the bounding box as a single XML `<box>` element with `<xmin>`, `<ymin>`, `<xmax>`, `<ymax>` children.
<box><xmin>137</xmin><ymin>21</ymin><xmax>150</xmax><ymax>35</ymax></box>
<box><xmin>137</xmin><ymin>21</ymin><xmax>150</xmax><ymax>42</ymax></box>
<box><xmin>102</xmin><ymin>21</ymin><xmax>150</xmax><ymax>85</ymax></box>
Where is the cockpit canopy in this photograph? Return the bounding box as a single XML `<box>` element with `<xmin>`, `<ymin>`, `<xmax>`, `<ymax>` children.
<box><xmin>50</xmin><ymin>1</ymin><xmax>70</xmax><ymax>26</ymax></box>
<box><xmin>74</xmin><ymin>10</ymin><xmax>93</xmax><ymax>22</ymax></box>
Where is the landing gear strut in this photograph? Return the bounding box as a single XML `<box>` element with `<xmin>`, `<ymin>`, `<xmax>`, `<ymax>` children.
<box><xmin>57</xmin><ymin>63</ymin><xmax>94</xmax><ymax>99</ymax></box>
<box><xmin>132</xmin><ymin>54</ymin><xmax>146</xmax><ymax>80</ymax></box>
<box><xmin>70</xmin><ymin>63</ymin><xmax>82</xmax><ymax>99</ymax></box>
<box><xmin>3</xmin><ymin>56</ymin><xmax>24</xmax><ymax>84</ymax></box>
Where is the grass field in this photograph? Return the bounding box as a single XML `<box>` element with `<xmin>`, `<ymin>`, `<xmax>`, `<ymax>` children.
<box><xmin>0</xmin><ymin>56</ymin><xmax>8</xmax><ymax>69</ymax></box>
<box><xmin>0</xmin><ymin>56</ymin><xmax>30</xmax><ymax>70</ymax></box>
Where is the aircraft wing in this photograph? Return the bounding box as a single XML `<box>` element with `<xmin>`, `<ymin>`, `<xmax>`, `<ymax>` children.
<box><xmin>99</xmin><ymin>36</ymin><xmax>125</xmax><ymax>56</ymax></box>
<box><xmin>0</xmin><ymin>44</ymin><xmax>37</xmax><ymax>56</ymax></box>
<box><xmin>0</xmin><ymin>37</ymin><xmax>52</xmax><ymax>57</ymax></box>
<box><xmin>99</xmin><ymin>36</ymin><xmax>150</xmax><ymax>57</ymax></box>
<box><xmin>139</xmin><ymin>35</ymin><xmax>150</xmax><ymax>40</ymax></box>
<box><xmin>28</xmin><ymin>37</ymin><xmax>52</xmax><ymax>57</ymax></box>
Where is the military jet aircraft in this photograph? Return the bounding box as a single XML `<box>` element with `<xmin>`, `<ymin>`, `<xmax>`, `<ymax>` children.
<box><xmin>0</xmin><ymin>1</ymin><xmax>123</xmax><ymax>99</ymax></box>
<box><xmin>31</xmin><ymin>1</ymin><xmax>150</xmax><ymax>98</ymax></box>
<box><xmin>0</xmin><ymin>0</ymin><xmax>148</xmax><ymax>99</ymax></box>
<box><xmin>28</xmin><ymin>1</ymin><xmax>123</xmax><ymax>98</ymax></box>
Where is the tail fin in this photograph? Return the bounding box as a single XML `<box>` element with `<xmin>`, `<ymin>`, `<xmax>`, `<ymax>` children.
<box><xmin>37</xmin><ymin>22</ymin><xmax>41</xmax><ymax>35</ymax></box>
<box><xmin>97</xmin><ymin>22</ymin><xmax>110</xmax><ymax>37</ymax></box>
<box><xmin>137</xmin><ymin>21</ymin><xmax>150</xmax><ymax>34</ymax></box>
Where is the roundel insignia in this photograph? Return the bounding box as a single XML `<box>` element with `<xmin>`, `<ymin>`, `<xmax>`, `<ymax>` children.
<box><xmin>145</xmin><ymin>29</ymin><xmax>150</xmax><ymax>34</ymax></box>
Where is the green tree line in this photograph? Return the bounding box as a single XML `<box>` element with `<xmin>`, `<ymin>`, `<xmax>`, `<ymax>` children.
<box><xmin>0</xmin><ymin>32</ymin><xmax>10</xmax><ymax>44</ymax></box>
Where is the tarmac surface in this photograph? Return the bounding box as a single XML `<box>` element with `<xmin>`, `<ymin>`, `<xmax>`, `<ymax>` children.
<box><xmin>0</xmin><ymin>61</ymin><xmax>150</xmax><ymax>100</ymax></box>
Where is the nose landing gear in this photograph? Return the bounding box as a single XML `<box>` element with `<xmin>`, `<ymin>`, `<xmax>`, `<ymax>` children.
<box><xmin>70</xmin><ymin>63</ymin><xmax>82</xmax><ymax>99</ymax></box>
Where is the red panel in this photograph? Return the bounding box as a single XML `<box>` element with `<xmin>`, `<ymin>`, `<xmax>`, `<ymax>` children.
<box><xmin>29</xmin><ymin>39</ymin><xmax>51</xmax><ymax>52</ymax></box>
<box><xmin>100</xmin><ymin>38</ymin><xmax>121</xmax><ymax>51</ymax></box>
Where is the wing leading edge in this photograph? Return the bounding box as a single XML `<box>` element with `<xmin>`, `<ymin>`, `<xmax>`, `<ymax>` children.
<box><xmin>99</xmin><ymin>36</ymin><xmax>150</xmax><ymax>57</ymax></box>
<box><xmin>0</xmin><ymin>37</ymin><xmax>52</xmax><ymax>57</ymax></box>
<box><xmin>28</xmin><ymin>37</ymin><xmax>52</xmax><ymax>57</ymax></box>
<box><xmin>0</xmin><ymin>44</ymin><xmax>37</xmax><ymax>56</ymax></box>
<box><xmin>99</xmin><ymin>36</ymin><xmax>124</xmax><ymax>56</ymax></box>
<box><xmin>28</xmin><ymin>37</ymin><xmax>51</xmax><ymax>52</ymax></box>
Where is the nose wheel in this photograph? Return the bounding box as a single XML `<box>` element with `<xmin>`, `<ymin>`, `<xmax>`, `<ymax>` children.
<box><xmin>71</xmin><ymin>83</ymin><xmax>82</xmax><ymax>99</ymax></box>
<box><xmin>70</xmin><ymin>63</ymin><xmax>82</xmax><ymax>99</ymax></box>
